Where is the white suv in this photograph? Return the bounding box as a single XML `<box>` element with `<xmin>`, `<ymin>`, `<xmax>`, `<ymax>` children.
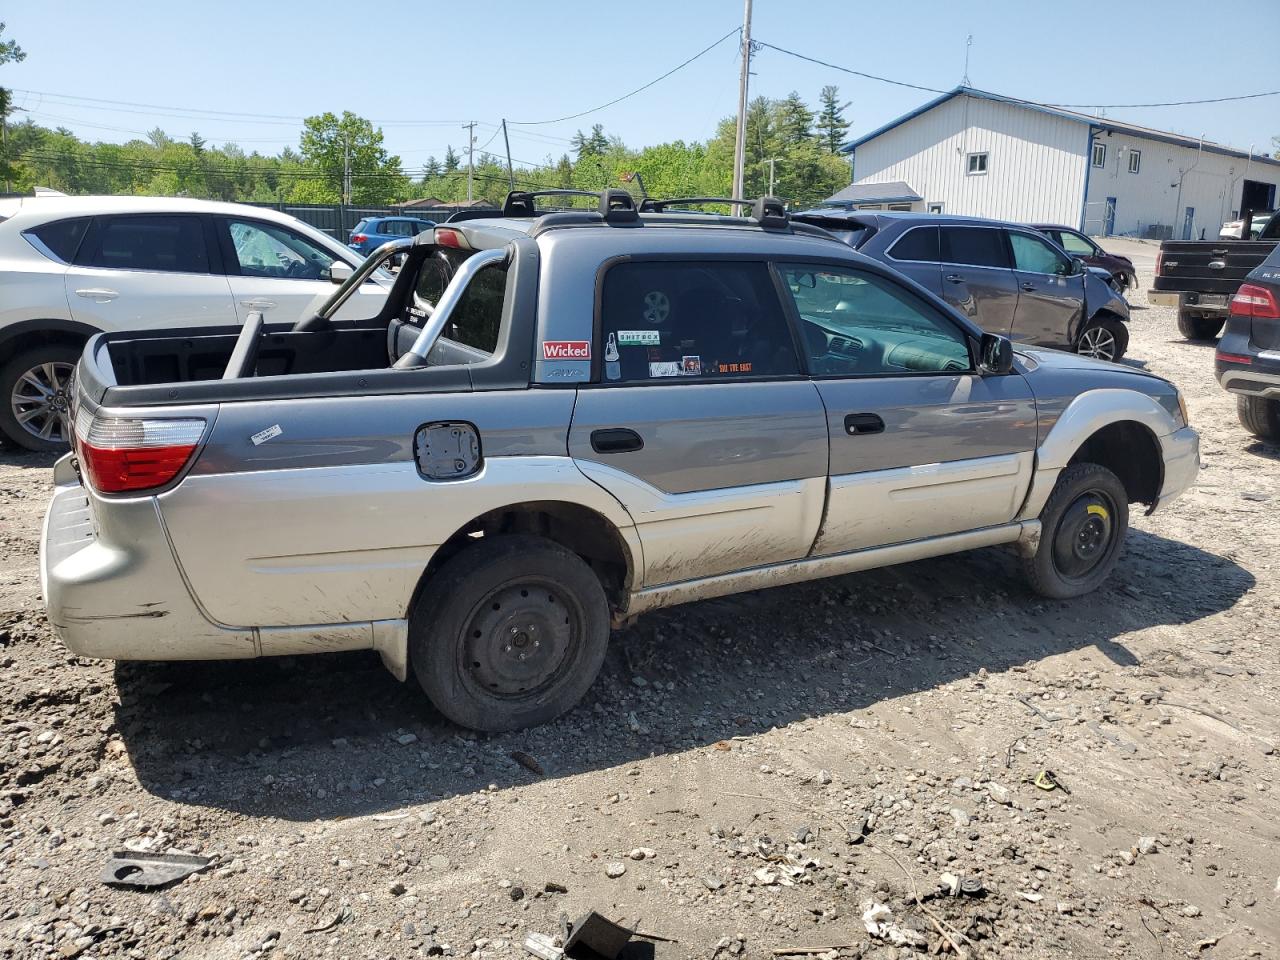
<box><xmin>0</xmin><ymin>196</ymin><xmax>392</xmax><ymax>450</ymax></box>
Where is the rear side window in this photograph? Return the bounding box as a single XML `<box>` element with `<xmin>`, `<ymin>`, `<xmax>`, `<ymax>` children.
<box><xmin>941</xmin><ymin>227</ymin><xmax>1009</xmax><ymax>268</ymax></box>
<box><xmin>80</xmin><ymin>215</ymin><xmax>211</xmax><ymax>274</ymax></box>
<box><xmin>352</xmin><ymin>219</ymin><xmax>369</xmax><ymax>234</ymax></box>
<box><xmin>888</xmin><ymin>226</ymin><xmax>939</xmax><ymax>262</ymax></box>
<box><xmin>25</xmin><ymin>217</ymin><xmax>91</xmax><ymax>263</ymax></box>
<box><xmin>598</xmin><ymin>260</ymin><xmax>800</xmax><ymax>382</ymax></box>
<box><xmin>443</xmin><ymin>262</ymin><xmax>507</xmax><ymax>354</ymax></box>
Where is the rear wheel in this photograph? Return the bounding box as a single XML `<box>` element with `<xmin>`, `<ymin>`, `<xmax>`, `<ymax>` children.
<box><xmin>1236</xmin><ymin>395</ymin><xmax>1280</xmax><ymax>442</ymax></box>
<box><xmin>1075</xmin><ymin>316</ymin><xmax>1129</xmax><ymax>362</ymax></box>
<box><xmin>0</xmin><ymin>344</ymin><xmax>81</xmax><ymax>452</ymax></box>
<box><xmin>409</xmin><ymin>534</ymin><xmax>610</xmax><ymax>732</ymax></box>
<box><xmin>1177</xmin><ymin>310</ymin><xmax>1224</xmax><ymax>341</ymax></box>
<box><xmin>1024</xmin><ymin>463</ymin><xmax>1129</xmax><ymax>600</ymax></box>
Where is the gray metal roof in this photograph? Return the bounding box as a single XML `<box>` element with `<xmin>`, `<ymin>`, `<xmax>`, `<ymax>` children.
<box><xmin>820</xmin><ymin>180</ymin><xmax>922</xmax><ymax>206</ymax></box>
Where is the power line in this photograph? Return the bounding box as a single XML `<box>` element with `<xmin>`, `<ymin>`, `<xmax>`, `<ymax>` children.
<box><xmin>508</xmin><ymin>26</ymin><xmax>740</xmax><ymax>125</ymax></box>
<box><xmin>1046</xmin><ymin>91</ymin><xmax>1280</xmax><ymax>109</ymax></box>
<box><xmin>753</xmin><ymin>41</ymin><xmax>949</xmax><ymax>95</ymax></box>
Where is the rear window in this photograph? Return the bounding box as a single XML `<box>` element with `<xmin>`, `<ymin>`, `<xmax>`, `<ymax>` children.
<box><xmin>25</xmin><ymin>217</ymin><xmax>91</xmax><ymax>263</ymax></box>
<box><xmin>352</xmin><ymin>219</ymin><xmax>369</xmax><ymax>233</ymax></box>
<box><xmin>888</xmin><ymin>226</ymin><xmax>939</xmax><ymax>262</ymax></box>
<box><xmin>444</xmin><ymin>263</ymin><xmax>507</xmax><ymax>354</ymax></box>
<box><xmin>941</xmin><ymin>226</ymin><xmax>1009</xmax><ymax>268</ymax></box>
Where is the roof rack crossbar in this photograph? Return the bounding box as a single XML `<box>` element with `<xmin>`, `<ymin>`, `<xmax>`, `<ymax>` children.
<box><xmin>502</xmin><ymin>189</ymin><xmax>604</xmax><ymax>217</ymax></box>
<box><xmin>638</xmin><ymin>196</ymin><xmax>751</xmax><ymax>212</ymax></box>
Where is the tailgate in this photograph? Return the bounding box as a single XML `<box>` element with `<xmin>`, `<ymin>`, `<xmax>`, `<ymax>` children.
<box><xmin>1153</xmin><ymin>240</ymin><xmax>1277</xmax><ymax>295</ymax></box>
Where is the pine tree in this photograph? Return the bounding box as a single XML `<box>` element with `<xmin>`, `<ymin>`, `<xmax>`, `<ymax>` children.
<box><xmin>776</xmin><ymin>92</ymin><xmax>814</xmax><ymax>146</ymax></box>
<box><xmin>423</xmin><ymin>156</ymin><xmax>442</xmax><ymax>178</ymax></box>
<box><xmin>189</xmin><ymin>132</ymin><xmax>206</xmax><ymax>155</ymax></box>
<box><xmin>444</xmin><ymin>146</ymin><xmax>460</xmax><ymax>173</ymax></box>
<box><xmin>817</xmin><ymin>85</ymin><xmax>851</xmax><ymax>154</ymax></box>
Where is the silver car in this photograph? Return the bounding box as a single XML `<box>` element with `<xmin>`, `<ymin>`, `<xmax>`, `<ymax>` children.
<box><xmin>43</xmin><ymin>192</ymin><xmax>1199</xmax><ymax>732</ymax></box>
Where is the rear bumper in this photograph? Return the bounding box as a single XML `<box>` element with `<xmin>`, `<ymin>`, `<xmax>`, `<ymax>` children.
<box><xmin>41</xmin><ymin>458</ymin><xmax>257</xmax><ymax>661</ymax></box>
<box><xmin>1147</xmin><ymin>290</ymin><xmax>1229</xmax><ymax>314</ymax></box>
<box><xmin>1152</xmin><ymin>426</ymin><xmax>1200</xmax><ymax>513</ymax></box>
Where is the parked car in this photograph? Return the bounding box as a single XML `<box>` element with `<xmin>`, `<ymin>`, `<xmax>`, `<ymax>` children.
<box><xmin>1030</xmin><ymin>224</ymin><xmax>1137</xmax><ymax>292</ymax></box>
<box><xmin>791</xmin><ymin>210</ymin><xmax>1132</xmax><ymax>362</ymax></box>
<box><xmin>1220</xmin><ymin>211</ymin><xmax>1276</xmax><ymax>240</ymax></box>
<box><xmin>348</xmin><ymin>216</ymin><xmax>435</xmax><ymax>255</ymax></box>
<box><xmin>0</xmin><ymin>195</ymin><xmax>393</xmax><ymax>451</ymax></box>
<box><xmin>1149</xmin><ymin>210</ymin><xmax>1280</xmax><ymax>341</ymax></box>
<box><xmin>43</xmin><ymin>191</ymin><xmax>1199</xmax><ymax>732</ymax></box>
<box><xmin>1215</xmin><ymin>242</ymin><xmax>1280</xmax><ymax>441</ymax></box>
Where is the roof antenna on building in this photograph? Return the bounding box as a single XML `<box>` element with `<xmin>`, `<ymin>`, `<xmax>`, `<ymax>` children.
<box><xmin>961</xmin><ymin>34</ymin><xmax>972</xmax><ymax>88</ymax></box>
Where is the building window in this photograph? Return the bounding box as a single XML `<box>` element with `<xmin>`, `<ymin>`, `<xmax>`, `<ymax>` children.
<box><xmin>1092</xmin><ymin>142</ymin><xmax>1106</xmax><ymax>168</ymax></box>
<box><xmin>1127</xmin><ymin>149</ymin><xmax>1141</xmax><ymax>174</ymax></box>
<box><xmin>966</xmin><ymin>152</ymin><xmax>988</xmax><ymax>176</ymax></box>
<box><xmin>927</xmin><ymin>202</ymin><xmax>944</xmax><ymax>214</ymax></box>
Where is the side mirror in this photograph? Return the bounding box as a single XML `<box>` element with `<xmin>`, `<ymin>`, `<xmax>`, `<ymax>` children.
<box><xmin>328</xmin><ymin>260</ymin><xmax>354</xmax><ymax>284</ymax></box>
<box><xmin>1071</xmin><ymin>256</ymin><xmax>1087</xmax><ymax>275</ymax></box>
<box><xmin>979</xmin><ymin>333</ymin><xmax>1014</xmax><ymax>375</ymax></box>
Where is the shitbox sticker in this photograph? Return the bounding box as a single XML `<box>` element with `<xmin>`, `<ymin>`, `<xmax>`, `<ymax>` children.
<box><xmin>617</xmin><ymin>330</ymin><xmax>661</xmax><ymax>346</ymax></box>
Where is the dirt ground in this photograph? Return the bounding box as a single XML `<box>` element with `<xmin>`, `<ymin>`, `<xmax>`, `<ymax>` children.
<box><xmin>1</xmin><ymin>243</ymin><xmax>1276</xmax><ymax>960</ymax></box>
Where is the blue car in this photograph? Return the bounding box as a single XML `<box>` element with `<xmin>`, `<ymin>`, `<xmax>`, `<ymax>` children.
<box><xmin>348</xmin><ymin>216</ymin><xmax>435</xmax><ymax>255</ymax></box>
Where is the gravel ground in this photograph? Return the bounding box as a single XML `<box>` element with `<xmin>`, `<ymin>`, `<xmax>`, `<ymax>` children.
<box><xmin>1</xmin><ymin>247</ymin><xmax>1277</xmax><ymax>960</ymax></box>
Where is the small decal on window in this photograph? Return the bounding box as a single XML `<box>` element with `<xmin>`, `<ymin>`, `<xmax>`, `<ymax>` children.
<box><xmin>250</xmin><ymin>424</ymin><xmax>283</xmax><ymax>446</ymax></box>
<box><xmin>648</xmin><ymin>361</ymin><xmax>681</xmax><ymax>378</ymax></box>
<box><xmin>681</xmin><ymin>355</ymin><xmax>702</xmax><ymax>376</ymax></box>
<box><xmin>617</xmin><ymin>329</ymin><xmax>661</xmax><ymax>346</ymax></box>
<box><xmin>542</xmin><ymin>340</ymin><xmax>591</xmax><ymax>360</ymax></box>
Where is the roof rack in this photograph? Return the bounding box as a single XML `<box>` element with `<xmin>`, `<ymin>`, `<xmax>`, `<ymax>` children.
<box><xmin>640</xmin><ymin>195</ymin><xmax>790</xmax><ymax>230</ymax></box>
<box><xmin>502</xmin><ymin>188</ymin><xmax>639</xmax><ymax>225</ymax></box>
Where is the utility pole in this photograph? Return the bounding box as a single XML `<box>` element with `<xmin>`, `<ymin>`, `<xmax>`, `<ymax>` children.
<box><xmin>766</xmin><ymin>157</ymin><xmax>781</xmax><ymax>197</ymax></box>
<box><xmin>731</xmin><ymin>0</ymin><xmax>753</xmax><ymax>201</ymax></box>
<box><xmin>462</xmin><ymin>121</ymin><xmax>476</xmax><ymax>202</ymax></box>
<box><xmin>501</xmin><ymin>119</ymin><xmax>515</xmax><ymax>192</ymax></box>
<box><xmin>341</xmin><ymin>135</ymin><xmax>351</xmax><ymax>205</ymax></box>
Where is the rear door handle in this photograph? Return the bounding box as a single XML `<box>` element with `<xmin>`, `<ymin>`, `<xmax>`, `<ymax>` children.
<box><xmin>239</xmin><ymin>299</ymin><xmax>277</xmax><ymax>309</ymax></box>
<box><xmin>1020</xmin><ymin>282</ymin><xmax>1037</xmax><ymax>291</ymax></box>
<box><xmin>74</xmin><ymin>287</ymin><xmax>118</xmax><ymax>301</ymax></box>
<box><xmin>590</xmin><ymin>428</ymin><xmax>644</xmax><ymax>453</ymax></box>
<box><xmin>944</xmin><ymin>274</ymin><xmax>965</xmax><ymax>284</ymax></box>
<box><xmin>844</xmin><ymin>413</ymin><xmax>885</xmax><ymax>436</ymax></box>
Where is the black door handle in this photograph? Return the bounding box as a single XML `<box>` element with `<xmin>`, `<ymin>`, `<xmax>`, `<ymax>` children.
<box><xmin>945</xmin><ymin>274</ymin><xmax>965</xmax><ymax>284</ymax></box>
<box><xmin>844</xmin><ymin>413</ymin><xmax>885</xmax><ymax>436</ymax></box>
<box><xmin>590</xmin><ymin>428</ymin><xmax>644</xmax><ymax>453</ymax></box>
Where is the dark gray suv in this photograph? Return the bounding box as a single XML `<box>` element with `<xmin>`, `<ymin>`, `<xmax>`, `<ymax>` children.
<box><xmin>793</xmin><ymin>211</ymin><xmax>1131</xmax><ymax>361</ymax></box>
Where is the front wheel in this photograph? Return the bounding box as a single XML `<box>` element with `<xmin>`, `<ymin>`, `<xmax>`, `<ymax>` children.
<box><xmin>409</xmin><ymin>534</ymin><xmax>611</xmax><ymax>732</ymax></box>
<box><xmin>1237</xmin><ymin>395</ymin><xmax>1280</xmax><ymax>442</ymax></box>
<box><xmin>0</xmin><ymin>344</ymin><xmax>81</xmax><ymax>452</ymax></box>
<box><xmin>1024</xmin><ymin>463</ymin><xmax>1130</xmax><ymax>600</ymax></box>
<box><xmin>1075</xmin><ymin>317</ymin><xmax>1129</xmax><ymax>362</ymax></box>
<box><xmin>1177</xmin><ymin>311</ymin><xmax>1224</xmax><ymax>342</ymax></box>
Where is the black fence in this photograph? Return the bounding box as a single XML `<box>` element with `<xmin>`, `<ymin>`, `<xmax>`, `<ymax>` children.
<box><xmin>244</xmin><ymin>202</ymin><xmax>498</xmax><ymax>239</ymax></box>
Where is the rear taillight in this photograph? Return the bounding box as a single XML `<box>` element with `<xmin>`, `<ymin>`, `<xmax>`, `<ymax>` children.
<box><xmin>1155</xmin><ymin>249</ymin><xmax>1163</xmax><ymax>275</ymax></box>
<box><xmin>433</xmin><ymin>227</ymin><xmax>469</xmax><ymax>249</ymax></box>
<box><xmin>1215</xmin><ymin>349</ymin><xmax>1253</xmax><ymax>365</ymax></box>
<box><xmin>74</xmin><ymin>410</ymin><xmax>205</xmax><ymax>494</ymax></box>
<box><xmin>350</xmin><ymin>233</ymin><xmax>368</xmax><ymax>244</ymax></box>
<box><xmin>1230</xmin><ymin>283</ymin><xmax>1280</xmax><ymax>319</ymax></box>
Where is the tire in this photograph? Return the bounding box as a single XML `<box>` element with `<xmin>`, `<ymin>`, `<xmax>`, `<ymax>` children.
<box><xmin>1023</xmin><ymin>462</ymin><xmax>1130</xmax><ymax>600</ymax></box>
<box><xmin>1176</xmin><ymin>311</ymin><xmax>1224</xmax><ymax>342</ymax></box>
<box><xmin>1075</xmin><ymin>316</ymin><xmax>1129</xmax><ymax>362</ymax></box>
<box><xmin>1236</xmin><ymin>395</ymin><xmax>1280</xmax><ymax>442</ymax></box>
<box><xmin>409</xmin><ymin>534</ymin><xmax>610</xmax><ymax>732</ymax></box>
<box><xmin>0</xmin><ymin>344</ymin><xmax>81</xmax><ymax>452</ymax></box>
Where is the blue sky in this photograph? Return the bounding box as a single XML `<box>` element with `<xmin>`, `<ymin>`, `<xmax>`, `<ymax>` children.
<box><xmin>5</xmin><ymin>0</ymin><xmax>1278</xmax><ymax>173</ymax></box>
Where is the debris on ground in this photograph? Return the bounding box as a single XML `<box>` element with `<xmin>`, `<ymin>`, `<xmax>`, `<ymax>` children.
<box><xmin>99</xmin><ymin>850</ymin><xmax>211</xmax><ymax>889</ymax></box>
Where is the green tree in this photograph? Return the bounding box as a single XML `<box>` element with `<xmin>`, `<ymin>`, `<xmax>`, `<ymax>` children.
<box><xmin>817</xmin><ymin>85</ymin><xmax>851</xmax><ymax>154</ymax></box>
<box><xmin>189</xmin><ymin>132</ymin><xmax>206</xmax><ymax>155</ymax></box>
<box><xmin>423</xmin><ymin>155</ymin><xmax>441</xmax><ymax>179</ymax></box>
<box><xmin>776</xmin><ymin>92</ymin><xmax>814</xmax><ymax>145</ymax></box>
<box><xmin>0</xmin><ymin>21</ymin><xmax>27</xmax><ymax>191</ymax></box>
<box><xmin>299</xmin><ymin>110</ymin><xmax>404</xmax><ymax>204</ymax></box>
<box><xmin>443</xmin><ymin>146</ymin><xmax>460</xmax><ymax>172</ymax></box>
<box><xmin>571</xmin><ymin>124</ymin><xmax>609</xmax><ymax>160</ymax></box>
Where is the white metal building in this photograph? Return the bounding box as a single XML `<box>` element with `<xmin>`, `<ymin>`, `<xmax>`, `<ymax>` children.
<box><xmin>837</xmin><ymin>87</ymin><xmax>1280</xmax><ymax>239</ymax></box>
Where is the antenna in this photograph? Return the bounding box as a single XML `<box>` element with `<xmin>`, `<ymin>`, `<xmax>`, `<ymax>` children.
<box><xmin>962</xmin><ymin>34</ymin><xmax>973</xmax><ymax>87</ymax></box>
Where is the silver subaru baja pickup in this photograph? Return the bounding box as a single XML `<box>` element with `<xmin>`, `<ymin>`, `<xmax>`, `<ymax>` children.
<box><xmin>42</xmin><ymin>190</ymin><xmax>1200</xmax><ymax>732</ymax></box>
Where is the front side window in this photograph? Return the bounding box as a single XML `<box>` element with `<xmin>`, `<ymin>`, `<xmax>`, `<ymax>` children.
<box><xmin>597</xmin><ymin>260</ymin><xmax>799</xmax><ymax>382</ymax></box>
<box><xmin>26</xmin><ymin>217</ymin><xmax>90</xmax><ymax>263</ymax></box>
<box><xmin>383</xmin><ymin>220</ymin><xmax>415</xmax><ymax>237</ymax></box>
<box><xmin>966</xmin><ymin>152</ymin><xmax>988</xmax><ymax>175</ymax></box>
<box><xmin>940</xmin><ymin>226</ymin><xmax>1009</xmax><ymax>268</ymax></box>
<box><xmin>780</xmin><ymin>264</ymin><xmax>971</xmax><ymax>376</ymax></box>
<box><xmin>1009</xmin><ymin>231</ymin><xmax>1073</xmax><ymax>275</ymax></box>
<box><xmin>80</xmin><ymin>215</ymin><xmax>211</xmax><ymax>274</ymax></box>
<box><xmin>226</xmin><ymin>219</ymin><xmax>338</xmax><ymax>281</ymax></box>
<box><xmin>1055</xmin><ymin>230</ymin><xmax>1095</xmax><ymax>256</ymax></box>
<box><xmin>1127</xmin><ymin>149</ymin><xmax>1141</xmax><ymax>174</ymax></box>
<box><xmin>888</xmin><ymin>225</ymin><xmax>939</xmax><ymax>262</ymax></box>
<box><xmin>1092</xmin><ymin>142</ymin><xmax>1107</xmax><ymax>167</ymax></box>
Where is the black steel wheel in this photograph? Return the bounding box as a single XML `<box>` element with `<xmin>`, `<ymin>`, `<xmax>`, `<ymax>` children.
<box><xmin>410</xmin><ymin>535</ymin><xmax>610</xmax><ymax>732</ymax></box>
<box><xmin>1024</xmin><ymin>463</ymin><xmax>1129</xmax><ymax>599</ymax></box>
